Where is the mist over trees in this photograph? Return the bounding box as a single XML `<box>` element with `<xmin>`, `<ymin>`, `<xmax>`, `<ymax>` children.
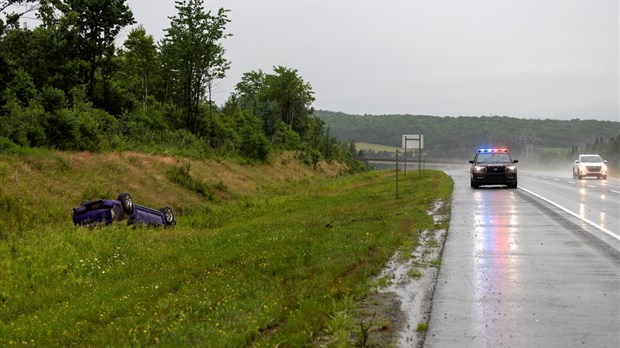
<box><xmin>0</xmin><ymin>0</ymin><xmax>361</xmax><ymax>170</ymax></box>
<box><xmin>315</xmin><ymin>111</ymin><xmax>620</xmax><ymax>169</ymax></box>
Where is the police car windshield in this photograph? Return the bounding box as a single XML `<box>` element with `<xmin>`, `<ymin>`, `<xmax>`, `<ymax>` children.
<box><xmin>477</xmin><ymin>153</ymin><xmax>511</xmax><ymax>163</ymax></box>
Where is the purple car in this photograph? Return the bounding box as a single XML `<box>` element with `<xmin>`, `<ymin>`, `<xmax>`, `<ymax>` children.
<box><xmin>73</xmin><ymin>192</ymin><xmax>176</xmax><ymax>228</ymax></box>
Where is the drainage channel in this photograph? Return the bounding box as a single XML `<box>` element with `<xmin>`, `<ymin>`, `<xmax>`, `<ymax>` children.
<box><xmin>362</xmin><ymin>200</ymin><xmax>449</xmax><ymax>347</ymax></box>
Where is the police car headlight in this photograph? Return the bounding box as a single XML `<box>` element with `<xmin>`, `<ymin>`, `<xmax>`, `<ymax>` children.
<box><xmin>505</xmin><ymin>165</ymin><xmax>516</xmax><ymax>172</ymax></box>
<box><xmin>601</xmin><ymin>164</ymin><xmax>607</xmax><ymax>174</ymax></box>
<box><xmin>474</xmin><ymin>165</ymin><xmax>486</xmax><ymax>172</ymax></box>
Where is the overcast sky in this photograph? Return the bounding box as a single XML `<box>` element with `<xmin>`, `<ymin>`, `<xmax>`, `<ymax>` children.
<box><xmin>123</xmin><ymin>0</ymin><xmax>619</xmax><ymax>122</ymax></box>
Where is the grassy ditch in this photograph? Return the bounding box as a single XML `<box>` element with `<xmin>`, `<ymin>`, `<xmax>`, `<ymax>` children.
<box><xmin>0</xmin><ymin>150</ymin><xmax>452</xmax><ymax>346</ymax></box>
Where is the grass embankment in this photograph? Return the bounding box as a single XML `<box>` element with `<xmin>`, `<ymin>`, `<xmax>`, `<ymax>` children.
<box><xmin>0</xmin><ymin>150</ymin><xmax>452</xmax><ymax>346</ymax></box>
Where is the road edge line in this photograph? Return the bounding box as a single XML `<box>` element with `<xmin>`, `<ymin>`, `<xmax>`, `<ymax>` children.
<box><xmin>519</xmin><ymin>186</ymin><xmax>620</xmax><ymax>241</ymax></box>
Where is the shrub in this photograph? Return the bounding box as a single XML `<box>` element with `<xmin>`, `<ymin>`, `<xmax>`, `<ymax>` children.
<box><xmin>166</xmin><ymin>162</ymin><xmax>214</xmax><ymax>200</ymax></box>
<box><xmin>40</xmin><ymin>87</ymin><xmax>68</xmax><ymax>113</ymax></box>
<box><xmin>0</xmin><ymin>136</ymin><xmax>19</xmax><ymax>153</ymax></box>
<box><xmin>239</xmin><ymin>131</ymin><xmax>271</xmax><ymax>161</ymax></box>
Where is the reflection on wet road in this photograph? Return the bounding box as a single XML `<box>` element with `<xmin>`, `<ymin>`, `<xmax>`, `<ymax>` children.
<box><xmin>518</xmin><ymin>172</ymin><xmax>620</xmax><ymax>241</ymax></box>
<box><xmin>472</xmin><ymin>190</ymin><xmax>523</xmax><ymax>341</ymax></box>
<box><xmin>424</xmin><ymin>169</ymin><xmax>620</xmax><ymax>348</ymax></box>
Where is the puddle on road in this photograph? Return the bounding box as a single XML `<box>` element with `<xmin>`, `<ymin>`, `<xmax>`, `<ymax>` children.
<box><xmin>359</xmin><ymin>200</ymin><xmax>448</xmax><ymax>347</ymax></box>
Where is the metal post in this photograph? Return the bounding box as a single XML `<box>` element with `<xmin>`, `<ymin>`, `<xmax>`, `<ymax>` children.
<box><xmin>404</xmin><ymin>140</ymin><xmax>407</xmax><ymax>176</ymax></box>
<box><xmin>395</xmin><ymin>150</ymin><xmax>399</xmax><ymax>198</ymax></box>
<box><xmin>418</xmin><ymin>148</ymin><xmax>422</xmax><ymax>174</ymax></box>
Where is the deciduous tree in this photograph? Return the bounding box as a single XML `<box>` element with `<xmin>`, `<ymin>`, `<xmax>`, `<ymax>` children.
<box><xmin>39</xmin><ymin>0</ymin><xmax>135</xmax><ymax>111</ymax></box>
<box><xmin>160</xmin><ymin>0</ymin><xmax>230</xmax><ymax>135</ymax></box>
<box><xmin>119</xmin><ymin>26</ymin><xmax>158</xmax><ymax>110</ymax></box>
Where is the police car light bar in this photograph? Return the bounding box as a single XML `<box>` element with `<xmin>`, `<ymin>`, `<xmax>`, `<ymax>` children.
<box><xmin>478</xmin><ymin>148</ymin><xmax>508</xmax><ymax>153</ymax></box>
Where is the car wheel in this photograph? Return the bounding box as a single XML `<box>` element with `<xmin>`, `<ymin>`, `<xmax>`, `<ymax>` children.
<box><xmin>509</xmin><ymin>181</ymin><xmax>518</xmax><ymax>189</ymax></box>
<box><xmin>602</xmin><ymin>175</ymin><xmax>607</xmax><ymax>180</ymax></box>
<box><xmin>473</xmin><ymin>182</ymin><xmax>480</xmax><ymax>189</ymax></box>
<box><xmin>160</xmin><ymin>207</ymin><xmax>176</xmax><ymax>226</ymax></box>
<box><xmin>118</xmin><ymin>192</ymin><xmax>134</xmax><ymax>215</ymax></box>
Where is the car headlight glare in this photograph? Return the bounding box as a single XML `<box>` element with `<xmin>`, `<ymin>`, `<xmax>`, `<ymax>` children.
<box><xmin>506</xmin><ymin>165</ymin><xmax>516</xmax><ymax>172</ymax></box>
<box><xmin>474</xmin><ymin>165</ymin><xmax>485</xmax><ymax>172</ymax></box>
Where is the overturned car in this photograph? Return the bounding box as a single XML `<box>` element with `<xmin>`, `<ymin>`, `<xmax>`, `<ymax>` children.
<box><xmin>73</xmin><ymin>192</ymin><xmax>176</xmax><ymax>228</ymax></box>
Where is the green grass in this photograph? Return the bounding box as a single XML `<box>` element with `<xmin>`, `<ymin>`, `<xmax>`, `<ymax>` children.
<box><xmin>356</xmin><ymin>142</ymin><xmax>401</xmax><ymax>152</ymax></box>
<box><xmin>416</xmin><ymin>321</ymin><xmax>428</xmax><ymax>332</ymax></box>
<box><xmin>0</xmin><ymin>151</ymin><xmax>452</xmax><ymax>346</ymax></box>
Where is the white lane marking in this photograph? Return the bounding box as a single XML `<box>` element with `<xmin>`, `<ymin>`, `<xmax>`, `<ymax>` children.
<box><xmin>586</xmin><ymin>185</ymin><xmax>595</xmax><ymax>188</ymax></box>
<box><xmin>567</xmin><ymin>181</ymin><xmax>575</xmax><ymax>184</ymax></box>
<box><xmin>553</xmin><ymin>179</ymin><xmax>559</xmax><ymax>182</ymax></box>
<box><xmin>611</xmin><ymin>190</ymin><xmax>620</xmax><ymax>194</ymax></box>
<box><xmin>519</xmin><ymin>186</ymin><xmax>620</xmax><ymax>241</ymax></box>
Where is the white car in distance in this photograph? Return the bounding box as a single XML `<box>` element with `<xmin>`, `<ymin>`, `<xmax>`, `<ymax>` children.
<box><xmin>573</xmin><ymin>154</ymin><xmax>608</xmax><ymax>180</ymax></box>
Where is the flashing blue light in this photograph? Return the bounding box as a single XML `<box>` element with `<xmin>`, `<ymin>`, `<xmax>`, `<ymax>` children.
<box><xmin>478</xmin><ymin>148</ymin><xmax>508</xmax><ymax>153</ymax></box>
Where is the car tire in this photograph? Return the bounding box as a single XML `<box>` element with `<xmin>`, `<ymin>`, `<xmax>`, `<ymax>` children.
<box><xmin>160</xmin><ymin>207</ymin><xmax>176</xmax><ymax>226</ymax></box>
<box><xmin>473</xmin><ymin>182</ymin><xmax>480</xmax><ymax>189</ymax></box>
<box><xmin>509</xmin><ymin>181</ymin><xmax>518</xmax><ymax>189</ymax></box>
<box><xmin>118</xmin><ymin>192</ymin><xmax>134</xmax><ymax>215</ymax></box>
<box><xmin>601</xmin><ymin>175</ymin><xmax>607</xmax><ymax>180</ymax></box>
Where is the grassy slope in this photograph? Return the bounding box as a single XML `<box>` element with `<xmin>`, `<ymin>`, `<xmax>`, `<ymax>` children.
<box><xmin>0</xmin><ymin>150</ymin><xmax>452</xmax><ymax>346</ymax></box>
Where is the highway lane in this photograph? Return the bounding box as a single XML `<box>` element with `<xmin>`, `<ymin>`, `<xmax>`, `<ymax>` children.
<box><xmin>423</xmin><ymin>166</ymin><xmax>620</xmax><ymax>348</ymax></box>
<box><xmin>518</xmin><ymin>170</ymin><xmax>620</xmax><ymax>246</ymax></box>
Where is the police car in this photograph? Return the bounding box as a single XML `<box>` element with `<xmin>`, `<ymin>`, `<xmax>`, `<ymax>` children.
<box><xmin>469</xmin><ymin>148</ymin><xmax>518</xmax><ymax>188</ymax></box>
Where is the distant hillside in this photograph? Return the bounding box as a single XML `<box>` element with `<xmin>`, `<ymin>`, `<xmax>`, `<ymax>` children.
<box><xmin>315</xmin><ymin>110</ymin><xmax>620</xmax><ymax>160</ymax></box>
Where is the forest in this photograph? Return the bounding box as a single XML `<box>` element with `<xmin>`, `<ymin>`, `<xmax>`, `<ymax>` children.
<box><xmin>1</xmin><ymin>1</ymin><xmax>617</xmax><ymax>172</ymax></box>
<box><xmin>0</xmin><ymin>0</ymin><xmax>363</xmax><ymax>170</ymax></box>
<box><xmin>315</xmin><ymin>110</ymin><xmax>620</xmax><ymax>169</ymax></box>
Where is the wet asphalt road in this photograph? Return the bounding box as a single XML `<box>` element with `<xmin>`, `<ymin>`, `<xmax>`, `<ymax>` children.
<box><xmin>423</xmin><ymin>166</ymin><xmax>620</xmax><ymax>348</ymax></box>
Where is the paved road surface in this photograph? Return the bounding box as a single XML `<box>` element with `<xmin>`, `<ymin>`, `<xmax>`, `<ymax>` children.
<box><xmin>424</xmin><ymin>167</ymin><xmax>620</xmax><ymax>348</ymax></box>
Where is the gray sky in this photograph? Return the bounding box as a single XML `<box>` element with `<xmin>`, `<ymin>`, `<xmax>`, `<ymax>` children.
<box><xmin>124</xmin><ymin>0</ymin><xmax>619</xmax><ymax>122</ymax></box>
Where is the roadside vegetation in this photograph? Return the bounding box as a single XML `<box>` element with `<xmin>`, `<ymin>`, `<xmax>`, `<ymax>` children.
<box><xmin>0</xmin><ymin>1</ymin><xmax>364</xmax><ymax>172</ymax></box>
<box><xmin>0</xmin><ymin>4</ymin><xmax>455</xmax><ymax>345</ymax></box>
<box><xmin>0</xmin><ymin>150</ymin><xmax>452</xmax><ymax>346</ymax></box>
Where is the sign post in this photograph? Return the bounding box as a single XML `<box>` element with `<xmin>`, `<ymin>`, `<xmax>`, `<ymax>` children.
<box><xmin>395</xmin><ymin>150</ymin><xmax>399</xmax><ymax>198</ymax></box>
<box><xmin>402</xmin><ymin>134</ymin><xmax>424</xmax><ymax>175</ymax></box>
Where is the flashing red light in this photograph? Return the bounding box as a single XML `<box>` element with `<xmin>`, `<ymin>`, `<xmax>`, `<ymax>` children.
<box><xmin>478</xmin><ymin>148</ymin><xmax>508</xmax><ymax>153</ymax></box>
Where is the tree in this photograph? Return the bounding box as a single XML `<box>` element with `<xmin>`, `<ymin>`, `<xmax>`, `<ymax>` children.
<box><xmin>119</xmin><ymin>26</ymin><xmax>158</xmax><ymax>110</ymax></box>
<box><xmin>265</xmin><ymin>66</ymin><xmax>315</xmax><ymax>135</ymax></box>
<box><xmin>234</xmin><ymin>66</ymin><xmax>315</xmax><ymax>141</ymax></box>
<box><xmin>0</xmin><ymin>0</ymin><xmax>38</xmax><ymax>33</ymax></box>
<box><xmin>160</xmin><ymin>0</ymin><xmax>230</xmax><ymax>136</ymax></box>
<box><xmin>234</xmin><ymin>70</ymin><xmax>267</xmax><ymax>116</ymax></box>
<box><xmin>39</xmin><ymin>0</ymin><xmax>135</xmax><ymax>111</ymax></box>
<box><xmin>0</xmin><ymin>24</ymin><xmax>85</xmax><ymax>98</ymax></box>
<box><xmin>234</xmin><ymin>70</ymin><xmax>279</xmax><ymax>139</ymax></box>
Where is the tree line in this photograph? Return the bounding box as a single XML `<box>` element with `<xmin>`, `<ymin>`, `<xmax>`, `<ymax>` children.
<box><xmin>0</xmin><ymin>0</ymin><xmax>364</xmax><ymax>171</ymax></box>
<box><xmin>315</xmin><ymin>111</ymin><xmax>620</xmax><ymax>169</ymax></box>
